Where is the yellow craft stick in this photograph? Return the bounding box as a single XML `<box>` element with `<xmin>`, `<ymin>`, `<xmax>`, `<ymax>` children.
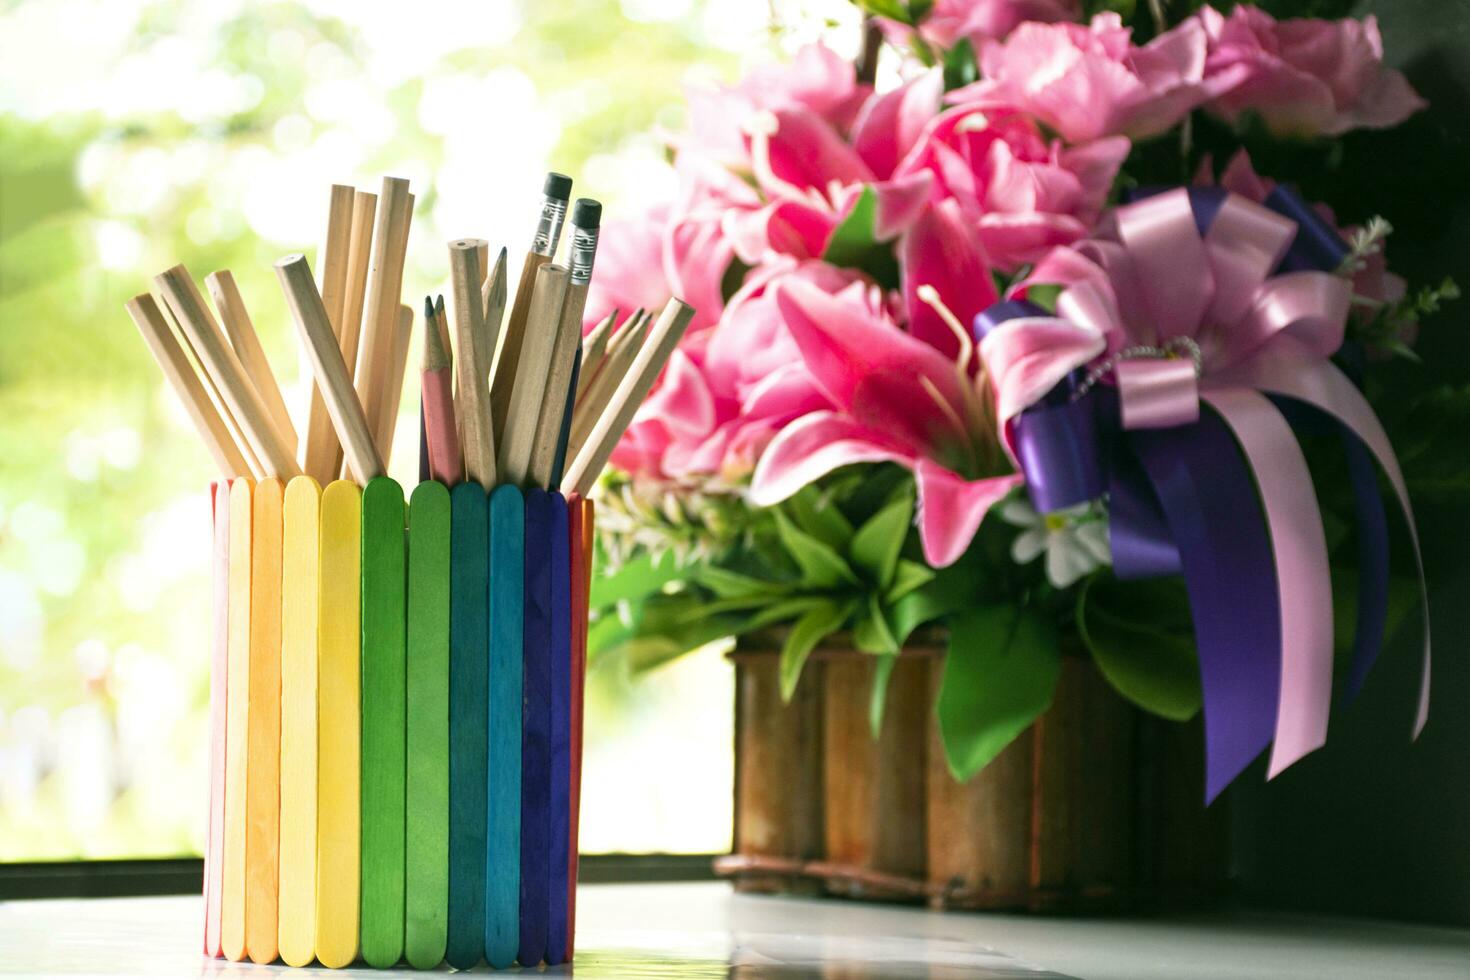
<box><xmin>245</xmin><ymin>478</ymin><xmax>283</xmax><ymax>965</ymax></box>
<box><xmin>278</xmin><ymin>476</ymin><xmax>321</xmax><ymax>968</ymax></box>
<box><xmin>316</xmin><ymin>479</ymin><xmax>362</xmax><ymax>969</ymax></box>
<box><xmin>221</xmin><ymin>479</ymin><xmax>252</xmax><ymax>962</ymax></box>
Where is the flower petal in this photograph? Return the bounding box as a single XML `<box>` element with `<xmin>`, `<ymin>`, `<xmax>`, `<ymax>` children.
<box><xmin>750</xmin><ymin>411</ymin><xmax>914</xmax><ymax>506</ymax></box>
<box><xmin>915</xmin><ymin>458</ymin><xmax>1024</xmax><ymax>568</ymax></box>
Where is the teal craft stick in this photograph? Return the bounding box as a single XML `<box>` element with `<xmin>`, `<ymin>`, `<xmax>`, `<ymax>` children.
<box><xmin>405</xmin><ymin>481</ymin><xmax>450</xmax><ymax>970</ymax></box>
<box><xmin>360</xmin><ymin>477</ymin><xmax>407</xmax><ymax>968</ymax></box>
<box><xmin>447</xmin><ymin>483</ymin><xmax>489</xmax><ymax>969</ymax></box>
<box><xmin>484</xmin><ymin>484</ymin><xmax>524</xmax><ymax>969</ymax></box>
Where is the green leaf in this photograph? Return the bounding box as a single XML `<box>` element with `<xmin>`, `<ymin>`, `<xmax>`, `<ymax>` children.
<box><xmin>884</xmin><ymin>559</ymin><xmax>934</xmax><ymax>605</ymax></box>
<box><xmin>937</xmin><ymin>605</ymin><xmax>1059</xmax><ymax>782</ymax></box>
<box><xmin>694</xmin><ymin>564</ymin><xmax>785</xmax><ymax>599</ymax></box>
<box><xmin>590</xmin><ymin>550</ymin><xmax>684</xmax><ymax>609</ymax></box>
<box><xmin>786</xmin><ymin>485</ymin><xmax>854</xmax><ymax>553</ymax></box>
<box><xmin>941</xmin><ymin>38</ymin><xmax>978</xmax><ymax>91</ymax></box>
<box><xmin>1076</xmin><ymin>574</ymin><xmax>1202</xmax><ymax>722</ymax></box>
<box><xmin>853</xmin><ymin>593</ymin><xmax>900</xmax><ymax>655</ymax></box>
<box><xmin>822</xmin><ymin>185</ymin><xmax>901</xmax><ymax>290</ymax></box>
<box><xmin>869</xmin><ymin>653</ymin><xmax>898</xmax><ymax>738</ymax></box>
<box><xmin>738</xmin><ymin>596</ymin><xmax>830</xmax><ymax>633</ymax></box>
<box><xmin>856</xmin><ymin>0</ymin><xmax>912</xmax><ymax>24</ymax></box>
<box><xmin>780</xmin><ymin>600</ymin><xmax>854</xmax><ymax>701</ymax></box>
<box><xmin>848</xmin><ymin>495</ymin><xmax>913</xmax><ymax>588</ymax></box>
<box><xmin>774</xmin><ymin>510</ymin><xmax>860</xmax><ymax>590</ymax></box>
<box><xmin>1021</xmin><ymin>283</ymin><xmax>1064</xmax><ymax>313</ymax></box>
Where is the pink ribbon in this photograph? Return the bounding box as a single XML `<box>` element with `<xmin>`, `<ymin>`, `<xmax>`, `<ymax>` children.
<box><xmin>1003</xmin><ymin>187</ymin><xmax>1429</xmax><ymax>776</ymax></box>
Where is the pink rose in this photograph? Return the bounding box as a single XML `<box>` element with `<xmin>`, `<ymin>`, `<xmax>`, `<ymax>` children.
<box><xmin>895</xmin><ymin>103</ymin><xmax>1129</xmax><ymax>270</ymax></box>
<box><xmin>951</xmin><ymin>13</ymin><xmax>1244</xmax><ymax>143</ymax></box>
<box><xmin>878</xmin><ymin>0</ymin><xmax>1082</xmax><ymax>53</ymax></box>
<box><xmin>1197</xmin><ymin>7</ymin><xmax>1425</xmax><ymax>138</ymax></box>
<box><xmin>678</xmin><ymin>43</ymin><xmax>872</xmax><ymax>171</ymax></box>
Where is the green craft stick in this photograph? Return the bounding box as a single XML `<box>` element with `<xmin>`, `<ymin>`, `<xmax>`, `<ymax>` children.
<box><xmin>484</xmin><ymin>484</ymin><xmax>523</xmax><ymax>968</ymax></box>
<box><xmin>405</xmin><ymin>481</ymin><xmax>450</xmax><ymax>969</ymax></box>
<box><xmin>360</xmin><ymin>477</ymin><xmax>407</xmax><ymax>968</ymax></box>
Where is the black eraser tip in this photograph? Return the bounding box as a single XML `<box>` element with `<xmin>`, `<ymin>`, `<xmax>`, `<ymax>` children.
<box><xmin>572</xmin><ymin>198</ymin><xmax>602</xmax><ymax>229</ymax></box>
<box><xmin>543</xmin><ymin>172</ymin><xmax>573</xmax><ymax>201</ymax></box>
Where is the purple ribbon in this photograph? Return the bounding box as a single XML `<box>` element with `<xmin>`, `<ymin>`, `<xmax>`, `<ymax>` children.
<box><xmin>976</xmin><ymin>184</ymin><xmax>1419</xmax><ymax>800</ymax></box>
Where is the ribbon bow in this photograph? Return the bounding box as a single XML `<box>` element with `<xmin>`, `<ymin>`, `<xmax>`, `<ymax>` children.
<box><xmin>977</xmin><ymin>187</ymin><xmax>1429</xmax><ymax>802</ymax></box>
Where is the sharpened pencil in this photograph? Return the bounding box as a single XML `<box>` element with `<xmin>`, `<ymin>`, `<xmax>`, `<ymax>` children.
<box><xmin>422</xmin><ymin>295</ymin><xmax>462</xmax><ymax>486</ymax></box>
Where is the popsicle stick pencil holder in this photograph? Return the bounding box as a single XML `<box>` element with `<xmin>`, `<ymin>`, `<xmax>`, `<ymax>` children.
<box><xmin>201</xmin><ymin>475</ymin><xmax>595</xmax><ymax>970</ymax></box>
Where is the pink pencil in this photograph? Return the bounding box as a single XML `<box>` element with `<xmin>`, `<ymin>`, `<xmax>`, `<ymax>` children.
<box><xmin>422</xmin><ymin>295</ymin><xmax>463</xmax><ymax>485</ymax></box>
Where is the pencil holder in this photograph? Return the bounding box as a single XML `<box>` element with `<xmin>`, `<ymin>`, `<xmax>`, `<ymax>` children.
<box><xmin>199</xmin><ymin>475</ymin><xmax>595</xmax><ymax>970</ymax></box>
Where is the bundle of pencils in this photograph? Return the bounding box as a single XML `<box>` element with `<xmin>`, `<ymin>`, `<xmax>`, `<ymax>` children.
<box><xmin>125</xmin><ymin>172</ymin><xmax>695</xmax><ymax>498</ymax></box>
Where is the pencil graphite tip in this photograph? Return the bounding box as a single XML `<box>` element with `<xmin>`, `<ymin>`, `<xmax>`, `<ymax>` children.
<box><xmin>434</xmin><ymin>294</ymin><xmax>445</xmax><ymax>318</ymax></box>
<box><xmin>423</xmin><ymin>295</ymin><xmax>435</xmax><ymax>322</ymax></box>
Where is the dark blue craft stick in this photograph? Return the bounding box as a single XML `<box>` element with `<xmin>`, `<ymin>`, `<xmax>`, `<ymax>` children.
<box><xmin>447</xmin><ymin>484</ymin><xmax>488</xmax><ymax>970</ymax></box>
<box><xmin>545</xmin><ymin>492</ymin><xmax>572</xmax><ymax>964</ymax></box>
<box><xmin>518</xmin><ymin>490</ymin><xmax>553</xmax><ymax>966</ymax></box>
<box><xmin>485</xmin><ymin>485</ymin><xmax>524</xmax><ymax>969</ymax></box>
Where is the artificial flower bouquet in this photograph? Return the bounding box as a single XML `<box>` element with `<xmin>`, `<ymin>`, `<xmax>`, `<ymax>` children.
<box><xmin>583</xmin><ymin>0</ymin><xmax>1462</xmax><ymax>796</ymax></box>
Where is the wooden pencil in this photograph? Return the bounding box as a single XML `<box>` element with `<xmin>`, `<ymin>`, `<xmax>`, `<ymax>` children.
<box><xmin>574</xmin><ymin>308</ymin><xmax>619</xmax><ymax>401</ymax></box>
<box><xmin>548</xmin><ymin>344</ymin><xmax>581</xmax><ymax>488</ymax></box>
<box><xmin>528</xmin><ymin>200</ymin><xmax>599</xmax><ymax>489</ymax></box>
<box><xmin>161</xmin><ymin>299</ymin><xmax>266</xmax><ymax>479</ymax></box>
<box><xmin>154</xmin><ymin>264</ymin><xmax>301</xmax><ymax>479</ymax></box>
<box><xmin>274</xmin><ymin>254</ymin><xmax>384</xmax><ymax>485</ymax></box>
<box><xmin>125</xmin><ymin>293</ymin><xmax>250</xmax><ymax>478</ymax></box>
<box><xmin>379</xmin><ymin>303</ymin><xmax>415</xmax><ymax>466</ymax></box>
<box><xmin>562</xmin><ymin>298</ymin><xmax>695</xmax><ymax>496</ymax></box>
<box><xmin>433</xmin><ymin>294</ymin><xmax>461</xmax><ymax>449</ymax></box>
<box><xmin>449</xmin><ymin>239</ymin><xmax>496</xmax><ymax>488</ymax></box>
<box><xmin>566</xmin><ymin>311</ymin><xmax>647</xmax><ymax>463</ymax></box>
<box><xmin>206</xmin><ymin>270</ymin><xmax>299</xmax><ymax>454</ymax></box>
<box><xmin>301</xmin><ymin>184</ymin><xmax>356</xmax><ymax>483</ymax></box>
<box><xmin>339</xmin><ymin>190</ymin><xmax>378</xmax><ymax>398</ymax></box>
<box><xmin>353</xmin><ymin>176</ymin><xmax>412</xmax><ymax>457</ymax></box>
<box><xmin>498</xmin><ymin>263</ymin><xmax>569</xmax><ymax>487</ymax></box>
<box><xmin>422</xmin><ymin>296</ymin><xmax>462</xmax><ymax>485</ymax></box>
<box><xmin>488</xmin><ymin>173</ymin><xmax>571</xmax><ymax>444</ymax></box>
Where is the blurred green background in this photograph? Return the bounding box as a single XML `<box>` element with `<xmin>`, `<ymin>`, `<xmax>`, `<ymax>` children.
<box><xmin>0</xmin><ymin>0</ymin><xmax>863</xmax><ymax>861</ymax></box>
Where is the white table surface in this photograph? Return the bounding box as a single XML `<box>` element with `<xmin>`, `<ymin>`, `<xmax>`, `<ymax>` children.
<box><xmin>2</xmin><ymin>881</ymin><xmax>1468</xmax><ymax>979</ymax></box>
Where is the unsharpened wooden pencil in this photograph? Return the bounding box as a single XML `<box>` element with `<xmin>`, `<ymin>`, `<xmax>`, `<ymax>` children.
<box><xmin>499</xmin><ymin>263</ymin><xmax>569</xmax><ymax>486</ymax></box>
<box><xmin>421</xmin><ymin>296</ymin><xmax>462</xmax><ymax>486</ymax></box>
<box><xmin>160</xmin><ymin>298</ymin><xmax>266</xmax><ymax>479</ymax></box>
<box><xmin>488</xmin><ymin>173</ymin><xmax>571</xmax><ymax>445</ymax></box>
<box><xmin>301</xmin><ymin>183</ymin><xmax>356</xmax><ymax>483</ymax></box>
<box><xmin>125</xmin><ymin>293</ymin><xmax>251</xmax><ymax>479</ymax></box>
<box><xmin>566</xmin><ymin>310</ymin><xmax>647</xmax><ymax>464</ymax></box>
<box><xmin>449</xmin><ymin>239</ymin><xmax>496</xmax><ymax>488</ymax></box>
<box><xmin>155</xmin><ymin>264</ymin><xmax>301</xmax><ymax>479</ymax></box>
<box><xmin>206</xmin><ymin>270</ymin><xmax>299</xmax><ymax>454</ymax></box>
<box><xmin>562</xmin><ymin>298</ymin><xmax>696</xmax><ymax>496</ymax></box>
<box><xmin>353</xmin><ymin>176</ymin><xmax>412</xmax><ymax>459</ymax></box>
<box><xmin>379</xmin><ymin>303</ymin><xmax>415</xmax><ymax>467</ymax></box>
<box><xmin>274</xmin><ymin>254</ymin><xmax>383</xmax><ymax>485</ymax></box>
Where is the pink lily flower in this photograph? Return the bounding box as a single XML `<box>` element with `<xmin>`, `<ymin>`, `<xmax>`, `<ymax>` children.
<box><xmin>751</xmin><ymin>278</ymin><xmax>1022</xmax><ymax>568</ymax></box>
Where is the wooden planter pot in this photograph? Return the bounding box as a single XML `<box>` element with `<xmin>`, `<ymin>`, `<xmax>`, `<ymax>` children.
<box><xmin>717</xmin><ymin>635</ymin><xmax>1228</xmax><ymax>911</ymax></box>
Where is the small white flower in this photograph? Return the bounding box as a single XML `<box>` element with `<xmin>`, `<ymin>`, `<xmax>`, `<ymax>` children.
<box><xmin>1001</xmin><ymin>497</ymin><xmax>1111</xmax><ymax>588</ymax></box>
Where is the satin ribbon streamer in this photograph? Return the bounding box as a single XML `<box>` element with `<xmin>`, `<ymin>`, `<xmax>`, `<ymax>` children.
<box><xmin>976</xmin><ymin>187</ymin><xmax>1430</xmax><ymax>801</ymax></box>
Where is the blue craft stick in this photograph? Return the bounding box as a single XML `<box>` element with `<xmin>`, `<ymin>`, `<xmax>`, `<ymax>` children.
<box><xmin>546</xmin><ymin>492</ymin><xmax>572</xmax><ymax>964</ymax></box>
<box><xmin>485</xmin><ymin>485</ymin><xmax>524</xmax><ymax>969</ymax></box>
<box><xmin>518</xmin><ymin>490</ymin><xmax>553</xmax><ymax>966</ymax></box>
<box><xmin>447</xmin><ymin>484</ymin><xmax>488</xmax><ymax>970</ymax></box>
